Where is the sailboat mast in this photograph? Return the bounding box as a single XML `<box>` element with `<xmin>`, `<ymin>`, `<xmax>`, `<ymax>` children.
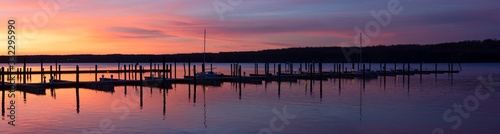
<box><xmin>204</xmin><ymin>29</ymin><xmax>206</xmax><ymax>66</ymax></box>
<box><xmin>360</xmin><ymin>33</ymin><xmax>362</xmax><ymax>69</ymax></box>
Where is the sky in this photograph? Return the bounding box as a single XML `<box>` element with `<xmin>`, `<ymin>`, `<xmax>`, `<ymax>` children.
<box><xmin>1</xmin><ymin>0</ymin><xmax>499</xmax><ymax>55</ymax></box>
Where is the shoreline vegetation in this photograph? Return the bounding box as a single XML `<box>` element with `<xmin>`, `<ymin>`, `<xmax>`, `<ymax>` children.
<box><xmin>2</xmin><ymin>39</ymin><xmax>499</xmax><ymax>63</ymax></box>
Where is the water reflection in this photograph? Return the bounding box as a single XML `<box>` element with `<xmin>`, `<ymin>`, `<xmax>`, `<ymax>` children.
<box><xmin>1</xmin><ymin>63</ymin><xmax>498</xmax><ymax>134</ymax></box>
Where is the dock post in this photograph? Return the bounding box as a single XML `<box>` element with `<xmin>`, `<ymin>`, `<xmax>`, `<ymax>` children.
<box><xmin>408</xmin><ymin>63</ymin><xmax>410</xmax><ymax>75</ymax></box>
<box><xmin>255</xmin><ymin>63</ymin><xmax>257</xmax><ymax>75</ymax></box>
<box><xmin>278</xmin><ymin>64</ymin><xmax>281</xmax><ymax>82</ymax></box>
<box><xmin>95</xmin><ymin>65</ymin><xmax>98</xmax><ymax>81</ymax></box>
<box><xmin>58</xmin><ymin>65</ymin><xmax>61</xmax><ymax>80</ymax></box>
<box><xmin>299</xmin><ymin>63</ymin><xmax>302</xmax><ymax>74</ymax></box>
<box><xmin>2</xmin><ymin>67</ymin><xmax>4</xmax><ymax>87</ymax></box>
<box><xmin>163</xmin><ymin>56</ymin><xmax>166</xmax><ymax>79</ymax></box>
<box><xmin>319</xmin><ymin>58</ymin><xmax>323</xmax><ymax>75</ymax></box>
<box><xmin>231</xmin><ymin>64</ymin><xmax>233</xmax><ymax>77</ymax></box>
<box><xmin>170</xmin><ymin>64</ymin><xmax>173</xmax><ymax>78</ymax></box>
<box><xmin>451</xmin><ymin>62</ymin><xmax>454</xmax><ymax>72</ymax></box>
<box><xmin>193</xmin><ymin>65</ymin><xmax>197</xmax><ymax>84</ymax></box>
<box><xmin>210</xmin><ymin>63</ymin><xmax>212</xmax><ymax>72</ymax></box>
<box><xmin>202</xmin><ymin>63</ymin><xmax>205</xmax><ymax>73</ymax></box>
<box><xmin>448</xmin><ymin>62</ymin><xmax>451</xmax><ymax>73</ymax></box>
<box><xmin>394</xmin><ymin>63</ymin><xmax>397</xmax><ymax>71</ymax></box>
<box><xmin>150</xmin><ymin>59</ymin><xmax>153</xmax><ymax>77</ymax></box>
<box><xmin>273</xmin><ymin>63</ymin><xmax>276</xmax><ymax>75</ymax></box>
<box><xmin>193</xmin><ymin>65</ymin><xmax>197</xmax><ymax>103</ymax></box>
<box><xmin>50</xmin><ymin>65</ymin><xmax>52</xmax><ymax>80</ymax></box>
<box><xmin>309</xmin><ymin>64</ymin><xmax>313</xmax><ymax>80</ymax></box>
<box><xmin>41</xmin><ymin>58</ymin><xmax>43</xmax><ymax>81</ymax></box>
<box><xmin>403</xmin><ymin>64</ymin><xmax>405</xmax><ymax>75</ymax></box>
<box><xmin>140</xmin><ymin>66</ymin><xmax>143</xmax><ymax>83</ymax></box>
<box><xmin>435</xmin><ymin>63</ymin><xmax>438</xmax><ymax>74</ymax></box>
<box><xmin>124</xmin><ymin>65</ymin><xmax>127</xmax><ymax>80</ymax></box>
<box><xmin>23</xmin><ymin>58</ymin><xmax>26</xmax><ymax>84</ymax></box>
<box><xmin>239</xmin><ymin>65</ymin><xmax>242</xmax><ymax>83</ymax></box>
<box><xmin>188</xmin><ymin>57</ymin><xmax>191</xmax><ymax>77</ymax></box>
<box><xmin>363</xmin><ymin>64</ymin><xmax>366</xmax><ymax>78</ymax></box>
<box><xmin>420</xmin><ymin>62</ymin><xmax>423</xmax><ymax>74</ymax></box>
<box><xmin>174</xmin><ymin>59</ymin><xmax>177</xmax><ymax>78</ymax></box>
<box><xmin>76</xmin><ymin>65</ymin><xmax>79</xmax><ymax>85</ymax></box>
<box><xmin>384</xmin><ymin>63</ymin><xmax>387</xmax><ymax>76</ymax></box>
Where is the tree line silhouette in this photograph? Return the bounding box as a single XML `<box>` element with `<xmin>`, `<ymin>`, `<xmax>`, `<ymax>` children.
<box><xmin>2</xmin><ymin>39</ymin><xmax>499</xmax><ymax>63</ymax></box>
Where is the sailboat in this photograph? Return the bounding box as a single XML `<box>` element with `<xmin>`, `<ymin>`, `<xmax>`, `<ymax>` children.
<box><xmin>196</xmin><ymin>29</ymin><xmax>223</xmax><ymax>78</ymax></box>
<box><xmin>351</xmin><ymin>33</ymin><xmax>379</xmax><ymax>77</ymax></box>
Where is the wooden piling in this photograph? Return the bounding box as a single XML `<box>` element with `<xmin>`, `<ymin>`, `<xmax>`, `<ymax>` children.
<box><xmin>95</xmin><ymin>65</ymin><xmax>98</xmax><ymax>81</ymax></box>
<box><xmin>170</xmin><ymin>64</ymin><xmax>173</xmax><ymax>78</ymax></box>
<box><xmin>1</xmin><ymin>67</ymin><xmax>4</xmax><ymax>87</ymax></box>
<box><xmin>435</xmin><ymin>63</ymin><xmax>438</xmax><ymax>74</ymax></box>
<box><xmin>363</xmin><ymin>64</ymin><xmax>366</xmax><ymax>78</ymax></box>
<box><xmin>76</xmin><ymin>65</ymin><xmax>79</xmax><ymax>84</ymax></box>
<box><xmin>41</xmin><ymin>58</ymin><xmax>43</xmax><ymax>81</ymax></box>
<box><xmin>278</xmin><ymin>64</ymin><xmax>281</xmax><ymax>82</ymax></box>
<box><xmin>150</xmin><ymin>59</ymin><xmax>153</xmax><ymax>77</ymax></box>
<box><xmin>174</xmin><ymin>59</ymin><xmax>177</xmax><ymax>78</ymax></box>
<box><xmin>451</xmin><ymin>62</ymin><xmax>454</xmax><ymax>72</ymax></box>
<box><xmin>420</xmin><ymin>62</ymin><xmax>423</xmax><ymax>74</ymax></box>
<box><xmin>231</xmin><ymin>64</ymin><xmax>233</xmax><ymax>77</ymax></box>
<box><xmin>58</xmin><ymin>65</ymin><xmax>61</xmax><ymax>80</ymax></box>
<box><xmin>239</xmin><ymin>65</ymin><xmax>242</xmax><ymax>83</ymax></box>
<box><xmin>124</xmin><ymin>65</ymin><xmax>127</xmax><ymax>80</ymax></box>
<box><xmin>188</xmin><ymin>57</ymin><xmax>191</xmax><ymax>77</ymax></box>
<box><xmin>202</xmin><ymin>63</ymin><xmax>205</xmax><ymax>73</ymax></box>
<box><xmin>23</xmin><ymin>58</ymin><xmax>26</xmax><ymax>84</ymax></box>
<box><xmin>140</xmin><ymin>66</ymin><xmax>143</xmax><ymax>83</ymax></box>
<box><xmin>193</xmin><ymin>65</ymin><xmax>197</xmax><ymax>84</ymax></box>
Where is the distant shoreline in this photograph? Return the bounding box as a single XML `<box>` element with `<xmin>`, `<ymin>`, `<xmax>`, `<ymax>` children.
<box><xmin>2</xmin><ymin>39</ymin><xmax>499</xmax><ymax>63</ymax></box>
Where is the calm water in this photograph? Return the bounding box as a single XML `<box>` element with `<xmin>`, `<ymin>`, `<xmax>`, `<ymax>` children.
<box><xmin>1</xmin><ymin>63</ymin><xmax>499</xmax><ymax>134</ymax></box>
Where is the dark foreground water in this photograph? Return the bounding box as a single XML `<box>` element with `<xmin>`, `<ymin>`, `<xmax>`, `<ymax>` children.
<box><xmin>0</xmin><ymin>63</ymin><xmax>499</xmax><ymax>134</ymax></box>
